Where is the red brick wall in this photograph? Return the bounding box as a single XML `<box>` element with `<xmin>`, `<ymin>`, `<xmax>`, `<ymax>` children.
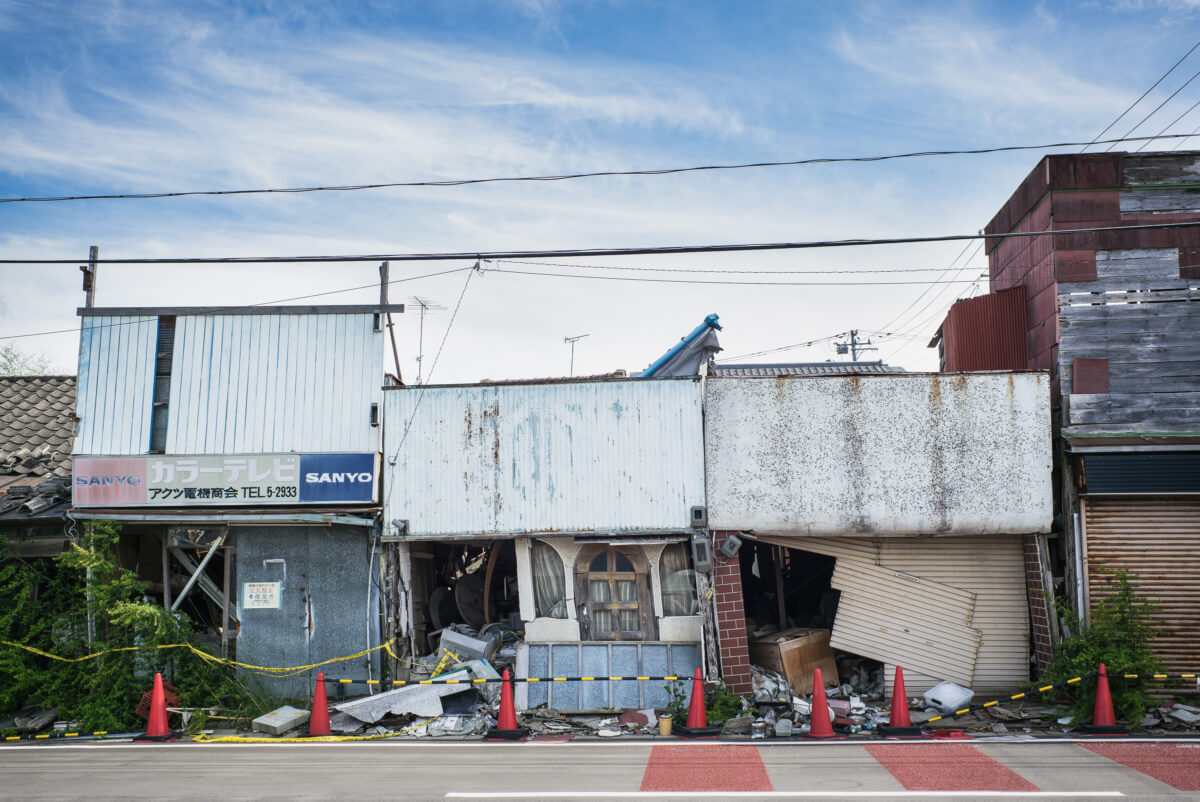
<box><xmin>1024</xmin><ymin>533</ymin><xmax>1054</xmax><ymax>673</ymax></box>
<box><xmin>711</xmin><ymin>531</ymin><xmax>751</xmax><ymax>694</ymax></box>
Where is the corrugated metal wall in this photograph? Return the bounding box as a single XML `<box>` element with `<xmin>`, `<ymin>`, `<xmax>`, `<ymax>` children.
<box><xmin>878</xmin><ymin>536</ymin><xmax>1030</xmax><ymax>695</ymax></box>
<box><xmin>384</xmin><ymin>379</ymin><xmax>705</xmax><ymax>537</ymax></box>
<box><xmin>752</xmin><ymin>534</ymin><xmax>1030</xmax><ymax>694</ymax></box>
<box><xmin>75</xmin><ymin>315</ymin><xmax>159</xmax><ymax>454</ymax></box>
<box><xmin>167</xmin><ymin>314</ymin><xmax>382</xmax><ymax>453</ymax></box>
<box><xmin>939</xmin><ymin>287</ymin><xmax>1028</xmax><ymax>372</ymax></box>
<box><xmin>1084</xmin><ymin>497</ymin><xmax>1200</xmax><ymax>674</ymax></box>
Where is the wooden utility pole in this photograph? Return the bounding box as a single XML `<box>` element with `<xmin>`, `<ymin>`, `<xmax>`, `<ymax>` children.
<box><xmin>380</xmin><ymin>261</ymin><xmax>403</xmax><ymax>383</ymax></box>
<box><xmin>80</xmin><ymin>245</ymin><xmax>98</xmax><ymax>307</ymax></box>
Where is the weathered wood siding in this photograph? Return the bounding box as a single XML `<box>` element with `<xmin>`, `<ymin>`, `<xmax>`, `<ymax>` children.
<box><xmin>1059</xmin><ymin>248</ymin><xmax>1200</xmax><ymax>434</ymax></box>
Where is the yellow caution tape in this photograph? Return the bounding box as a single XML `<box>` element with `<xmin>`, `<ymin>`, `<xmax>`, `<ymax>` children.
<box><xmin>0</xmin><ymin>639</ymin><xmax>399</xmax><ymax>675</ymax></box>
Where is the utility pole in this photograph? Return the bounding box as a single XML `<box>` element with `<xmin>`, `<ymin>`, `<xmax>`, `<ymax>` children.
<box><xmin>380</xmin><ymin>262</ymin><xmax>404</xmax><ymax>383</ymax></box>
<box><xmin>835</xmin><ymin>329</ymin><xmax>877</xmax><ymax>362</ymax></box>
<box><xmin>80</xmin><ymin>245</ymin><xmax>98</xmax><ymax>307</ymax></box>
<box><xmin>564</xmin><ymin>334</ymin><xmax>589</xmax><ymax>377</ymax></box>
<box><xmin>408</xmin><ymin>297</ymin><xmax>445</xmax><ymax>384</ymax></box>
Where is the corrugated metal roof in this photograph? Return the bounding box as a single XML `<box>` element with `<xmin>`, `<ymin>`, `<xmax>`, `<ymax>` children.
<box><xmin>167</xmin><ymin>313</ymin><xmax>383</xmax><ymax>453</ymax></box>
<box><xmin>75</xmin><ymin>315</ymin><xmax>158</xmax><ymax>455</ymax></box>
<box><xmin>712</xmin><ymin>362</ymin><xmax>903</xmax><ymax>377</ymax></box>
<box><xmin>384</xmin><ymin>378</ymin><xmax>705</xmax><ymax>537</ymax></box>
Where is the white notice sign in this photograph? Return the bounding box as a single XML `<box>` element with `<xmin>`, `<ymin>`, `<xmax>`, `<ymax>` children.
<box><xmin>243</xmin><ymin>582</ymin><xmax>282</xmax><ymax>609</ymax></box>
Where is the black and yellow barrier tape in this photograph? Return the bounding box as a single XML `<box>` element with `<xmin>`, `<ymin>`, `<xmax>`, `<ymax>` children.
<box><xmin>1119</xmin><ymin>673</ymin><xmax>1198</xmax><ymax>680</ymax></box>
<box><xmin>4</xmin><ymin>730</ymin><xmax>112</xmax><ymax>742</ymax></box>
<box><xmin>323</xmin><ymin>675</ymin><xmax>684</xmax><ymax>686</ymax></box>
<box><xmin>923</xmin><ymin>673</ymin><xmax>1098</xmax><ymax>724</ymax></box>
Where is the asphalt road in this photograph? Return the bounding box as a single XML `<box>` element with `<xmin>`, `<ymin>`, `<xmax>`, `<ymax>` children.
<box><xmin>2</xmin><ymin>738</ymin><xmax>1198</xmax><ymax>801</ymax></box>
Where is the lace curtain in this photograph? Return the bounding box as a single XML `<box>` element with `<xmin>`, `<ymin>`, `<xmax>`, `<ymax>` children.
<box><xmin>660</xmin><ymin>542</ymin><xmax>697</xmax><ymax>616</ymax></box>
<box><xmin>531</xmin><ymin>540</ymin><xmax>567</xmax><ymax>618</ymax></box>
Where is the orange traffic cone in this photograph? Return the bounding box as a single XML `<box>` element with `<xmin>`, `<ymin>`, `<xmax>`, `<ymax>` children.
<box><xmin>1083</xmin><ymin>663</ymin><xmax>1128</xmax><ymax>735</ymax></box>
<box><xmin>134</xmin><ymin>673</ymin><xmax>176</xmax><ymax>742</ymax></box>
<box><xmin>675</xmin><ymin>668</ymin><xmax>721</xmax><ymax>738</ymax></box>
<box><xmin>879</xmin><ymin>666</ymin><xmax>924</xmax><ymax>737</ymax></box>
<box><xmin>802</xmin><ymin>668</ymin><xmax>843</xmax><ymax>740</ymax></box>
<box><xmin>308</xmin><ymin>672</ymin><xmax>331</xmax><ymax>736</ymax></box>
<box><xmin>485</xmin><ymin>669</ymin><xmax>528</xmax><ymax>740</ymax></box>
<box><xmin>686</xmin><ymin>668</ymin><xmax>707</xmax><ymax>728</ymax></box>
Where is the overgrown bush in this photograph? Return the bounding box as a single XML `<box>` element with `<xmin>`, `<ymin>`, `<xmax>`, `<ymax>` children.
<box><xmin>0</xmin><ymin>523</ymin><xmax>271</xmax><ymax>732</ymax></box>
<box><xmin>1041</xmin><ymin>569</ymin><xmax>1163</xmax><ymax>726</ymax></box>
<box><xmin>664</xmin><ymin>678</ymin><xmax>747</xmax><ymax>727</ymax></box>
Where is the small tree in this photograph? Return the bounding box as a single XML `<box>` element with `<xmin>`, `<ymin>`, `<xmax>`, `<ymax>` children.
<box><xmin>0</xmin><ymin>344</ymin><xmax>54</xmax><ymax>376</ymax></box>
<box><xmin>1042</xmin><ymin>569</ymin><xmax>1163</xmax><ymax>726</ymax></box>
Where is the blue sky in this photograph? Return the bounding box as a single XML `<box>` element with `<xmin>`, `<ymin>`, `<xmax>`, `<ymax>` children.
<box><xmin>2</xmin><ymin>0</ymin><xmax>1199</xmax><ymax>380</ymax></box>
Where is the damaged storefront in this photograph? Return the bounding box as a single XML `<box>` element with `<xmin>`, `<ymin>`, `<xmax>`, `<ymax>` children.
<box><xmin>70</xmin><ymin>306</ymin><xmax>392</xmax><ymax>697</ymax></box>
<box><xmin>704</xmin><ymin>372</ymin><xmax>1053</xmax><ymax>701</ymax></box>
<box><xmin>383</xmin><ymin>377</ymin><xmax>709</xmax><ymax>715</ymax></box>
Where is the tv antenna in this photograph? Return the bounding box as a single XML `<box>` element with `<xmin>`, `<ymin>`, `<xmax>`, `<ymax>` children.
<box><xmin>835</xmin><ymin>329</ymin><xmax>877</xmax><ymax>362</ymax></box>
<box><xmin>408</xmin><ymin>296</ymin><xmax>446</xmax><ymax>384</ymax></box>
<box><xmin>564</xmin><ymin>334</ymin><xmax>589</xmax><ymax>377</ymax></box>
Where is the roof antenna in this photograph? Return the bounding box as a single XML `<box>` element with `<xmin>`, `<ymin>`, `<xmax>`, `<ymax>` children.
<box><xmin>564</xmin><ymin>334</ymin><xmax>589</xmax><ymax>377</ymax></box>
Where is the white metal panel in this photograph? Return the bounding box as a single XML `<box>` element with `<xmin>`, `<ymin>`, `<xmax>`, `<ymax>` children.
<box><xmin>384</xmin><ymin>379</ymin><xmax>705</xmax><ymax>536</ymax></box>
<box><xmin>704</xmin><ymin>373</ymin><xmax>1053</xmax><ymax>535</ymax></box>
<box><xmin>878</xmin><ymin>535</ymin><xmax>1030</xmax><ymax>695</ymax></box>
<box><xmin>829</xmin><ymin>558</ymin><xmax>981</xmax><ymax>686</ymax></box>
<box><xmin>74</xmin><ymin>315</ymin><xmax>158</xmax><ymax>455</ymax></box>
<box><xmin>166</xmin><ymin>313</ymin><xmax>382</xmax><ymax>454</ymax></box>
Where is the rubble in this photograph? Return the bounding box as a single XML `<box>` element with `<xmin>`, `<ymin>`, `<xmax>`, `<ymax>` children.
<box><xmin>335</xmin><ymin>679</ymin><xmax>470</xmax><ymax>722</ymax></box>
<box><xmin>252</xmin><ymin>706</ymin><xmax>310</xmax><ymax>736</ymax></box>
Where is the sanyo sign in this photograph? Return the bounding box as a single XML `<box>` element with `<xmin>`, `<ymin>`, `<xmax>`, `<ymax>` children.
<box><xmin>72</xmin><ymin>453</ymin><xmax>379</xmax><ymax>507</ymax></box>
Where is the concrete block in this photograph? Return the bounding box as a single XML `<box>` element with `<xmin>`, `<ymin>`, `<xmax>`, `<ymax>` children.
<box><xmin>439</xmin><ymin>628</ymin><xmax>497</xmax><ymax>661</ymax></box>
<box><xmin>252</xmin><ymin>705</ymin><xmax>311</xmax><ymax>736</ymax></box>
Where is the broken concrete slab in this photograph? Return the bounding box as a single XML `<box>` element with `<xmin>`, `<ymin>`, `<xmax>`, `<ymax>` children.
<box><xmin>252</xmin><ymin>706</ymin><xmax>310</xmax><ymax>736</ymax></box>
<box><xmin>1168</xmin><ymin>706</ymin><xmax>1200</xmax><ymax>725</ymax></box>
<box><xmin>327</xmin><ymin>711</ymin><xmax>366</xmax><ymax>734</ymax></box>
<box><xmin>13</xmin><ymin>708</ymin><xmax>57</xmax><ymax>732</ymax></box>
<box><xmin>335</xmin><ymin>680</ymin><xmax>470</xmax><ymax>723</ymax></box>
<box><xmin>439</xmin><ymin>628</ymin><xmax>498</xmax><ymax>662</ymax></box>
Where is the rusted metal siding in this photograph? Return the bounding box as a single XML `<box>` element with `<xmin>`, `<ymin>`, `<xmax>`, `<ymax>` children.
<box><xmin>75</xmin><ymin>315</ymin><xmax>159</xmax><ymax>454</ymax></box>
<box><xmin>704</xmin><ymin>373</ymin><xmax>1053</xmax><ymax>536</ymax></box>
<box><xmin>1084</xmin><ymin>497</ymin><xmax>1200</xmax><ymax>674</ymax></box>
<box><xmin>167</xmin><ymin>313</ymin><xmax>383</xmax><ymax>453</ymax></box>
<box><xmin>938</xmin><ymin>287</ymin><xmax>1028</xmax><ymax>372</ymax></box>
<box><xmin>383</xmin><ymin>378</ymin><xmax>704</xmax><ymax>537</ymax></box>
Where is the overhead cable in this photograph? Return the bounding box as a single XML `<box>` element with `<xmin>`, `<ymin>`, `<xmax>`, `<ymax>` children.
<box><xmin>1083</xmin><ymin>37</ymin><xmax>1200</xmax><ymax>151</ymax></box>
<box><xmin>5</xmin><ymin>220</ymin><xmax>1200</xmax><ymax>265</ymax></box>
<box><xmin>2</xmin><ymin>133</ymin><xmax>1199</xmax><ymax>204</ymax></box>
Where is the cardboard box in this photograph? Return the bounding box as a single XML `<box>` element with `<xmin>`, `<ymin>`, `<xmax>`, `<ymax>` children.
<box><xmin>749</xmin><ymin>627</ymin><xmax>839</xmax><ymax>696</ymax></box>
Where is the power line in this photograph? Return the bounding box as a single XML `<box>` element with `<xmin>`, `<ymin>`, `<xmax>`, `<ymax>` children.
<box><xmin>716</xmin><ymin>333</ymin><xmax>847</xmax><ymax>363</ymax></box>
<box><xmin>1136</xmin><ymin>97</ymin><xmax>1200</xmax><ymax>152</ymax></box>
<box><xmin>483</xmin><ymin>264</ymin><xmax>986</xmax><ymax>286</ymax></box>
<box><xmin>1105</xmin><ymin>67</ymin><xmax>1200</xmax><ymax>152</ymax></box>
<box><xmin>501</xmin><ymin>258</ymin><xmax>991</xmax><ymax>275</ymax></box>
<box><xmin>1083</xmin><ymin>37</ymin><xmax>1200</xmax><ymax>151</ymax></box>
<box><xmin>3</xmin><ymin>134</ymin><xmax>1200</xmax><ymax>205</ymax></box>
<box><xmin>0</xmin><ymin>266</ymin><xmax>474</xmax><ymax>342</ymax></box>
<box><xmin>5</xmin><ymin>220</ymin><xmax>1200</xmax><ymax>265</ymax></box>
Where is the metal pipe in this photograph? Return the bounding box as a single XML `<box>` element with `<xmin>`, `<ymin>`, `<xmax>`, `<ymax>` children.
<box><xmin>171</xmin><ymin>534</ymin><xmax>227</xmax><ymax>611</ymax></box>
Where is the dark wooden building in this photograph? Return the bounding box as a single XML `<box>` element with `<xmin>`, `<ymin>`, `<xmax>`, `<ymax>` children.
<box><xmin>936</xmin><ymin>151</ymin><xmax>1200</xmax><ymax>675</ymax></box>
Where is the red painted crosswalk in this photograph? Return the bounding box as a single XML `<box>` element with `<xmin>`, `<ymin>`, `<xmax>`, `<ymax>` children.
<box><xmin>1079</xmin><ymin>742</ymin><xmax>1200</xmax><ymax>791</ymax></box>
<box><xmin>864</xmin><ymin>743</ymin><xmax>1039</xmax><ymax>791</ymax></box>
<box><xmin>636</xmin><ymin>740</ymin><xmax>1200</xmax><ymax>794</ymax></box>
<box><xmin>640</xmin><ymin>744</ymin><xmax>772</xmax><ymax>791</ymax></box>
